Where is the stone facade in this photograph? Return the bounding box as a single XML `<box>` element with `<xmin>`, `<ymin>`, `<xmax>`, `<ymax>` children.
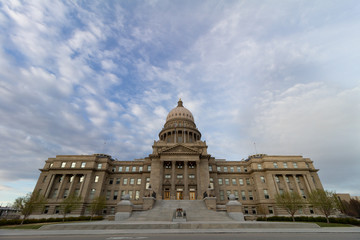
<box><xmin>32</xmin><ymin>99</ymin><xmax>324</xmax><ymax>218</ymax></box>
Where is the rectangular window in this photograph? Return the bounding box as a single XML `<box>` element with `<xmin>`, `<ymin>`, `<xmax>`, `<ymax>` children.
<box><xmin>52</xmin><ymin>189</ymin><xmax>58</xmax><ymax>198</ymax></box>
<box><xmin>123</xmin><ymin>178</ymin><xmax>128</xmax><ymax>185</ymax></box>
<box><xmin>74</xmin><ymin>189</ymin><xmax>79</xmax><ymax>196</ymax></box>
<box><xmin>283</xmin><ymin>162</ymin><xmax>288</xmax><ymax>168</ymax></box>
<box><xmin>225</xmin><ymin>178</ymin><xmax>230</xmax><ymax>185</ymax></box>
<box><xmin>248</xmin><ymin>191</ymin><xmax>253</xmax><ymax>200</ymax></box>
<box><xmin>241</xmin><ymin>190</ymin><xmax>246</xmax><ymax>200</ymax></box>
<box><xmin>239</xmin><ymin>178</ymin><xmax>244</xmax><ymax>185</ymax></box>
<box><xmin>61</xmin><ymin>162</ymin><xmax>66</xmax><ymax>168</ymax></box>
<box><xmin>268</xmin><ymin>206</ymin><xmax>274</xmax><ymax>214</ymax></box>
<box><xmin>244</xmin><ymin>206</ymin><xmax>249</xmax><ymax>214</ymax></box>
<box><xmin>275</xmin><ymin>176</ymin><xmax>280</xmax><ymax>183</ymax></box>
<box><xmin>128</xmin><ymin>190</ymin><xmax>133</xmax><ymax>200</ymax></box>
<box><xmin>219</xmin><ymin>190</ymin><xmax>224</xmax><ymax>201</ymax></box>
<box><xmin>209</xmin><ymin>165</ymin><xmax>213</xmax><ymax>171</ymax></box>
<box><xmin>55</xmin><ymin>206</ymin><xmax>60</xmax><ymax>214</ymax></box>
<box><xmin>139</xmin><ymin>166</ymin><xmax>143</xmax><ymax>172</ymax></box>
<box><xmin>109</xmin><ymin>178</ymin><xmax>113</xmax><ymax>184</ymax></box>
<box><xmin>89</xmin><ymin>189</ymin><xmax>96</xmax><ymax>199</ymax></box>
<box><xmin>71</xmin><ymin>162</ymin><xmax>76</xmax><ymax>168</ymax></box>
<box><xmin>112</xmin><ymin>167</ymin><xmax>116</xmax><ymax>172</ymax></box>
<box><xmin>293</xmin><ymin>162</ymin><xmax>298</xmax><ymax>168</ymax></box>
<box><xmin>80</xmin><ymin>162</ymin><xmax>86</xmax><ymax>168</ymax></box>
<box><xmin>106</xmin><ymin>190</ymin><xmax>111</xmax><ymax>200</ymax></box>
<box><xmin>218</xmin><ymin>178</ymin><xmax>223</xmax><ymax>185</ymax></box>
<box><xmin>246</xmin><ymin>178</ymin><xmax>250</xmax><ymax>185</ymax></box>
<box><xmin>257</xmin><ymin>164</ymin><xmax>262</xmax><ymax>169</ymax></box>
<box><xmin>260</xmin><ymin>176</ymin><xmax>265</xmax><ymax>183</ymax></box>
<box><xmin>135</xmin><ymin>191</ymin><xmax>140</xmax><ymax>200</ymax></box>
<box><xmin>279</xmin><ymin>189</ymin><xmax>284</xmax><ymax>195</ymax></box>
<box><xmin>95</xmin><ymin>176</ymin><xmax>99</xmax><ymax>183</ymax></box>
<box><xmin>80</xmin><ymin>175</ymin><xmax>84</xmax><ymax>182</ymax></box>
<box><xmin>244</xmin><ymin>167</ymin><xmax>248</xmax><ymax>172</ymax></box>
<box><xmin>252</xmin><ymin>207</ymin><xmax>256</xmax><ymax>214</ymax></box>
<box><xmin>230</xmin><ymin>167</ymin><xmax>234</xmax><ymax>172</ymax></box>
<box><xmin>50</xmin><ymin>163</ymin><xmax>53</xmax><ymax>168</ymax></box>
<box><xmin>177</xmin><ymin>174</ymin><xmax>183</xmax><ymax>179</ymax></box>
<box><xmin>97</xmin><ymin>163</ymin><xmax>102</xmax><ymax>169</ymax></box>
<box><xmin>237</xmin><ymin>166</ymin><xmax>241</xmax><ymax>172</ymax></box>
<box><xmin>119</xmin><ymin>166</ymin><xmax>123</xmax><ymax>172</ymax></box>
<box><xmin>113</xmin><ymin>190</ymin><xmax>118</xmax><ymax>200</ymax></box>
<box><xmin>285</xmin><ymin>176</ymin><xmax>290</xmax><ymax>183</ymax></box>
<box><xmin>147</xmin><ymin>165</ymin><xmax>151</xmax><ymax>171</ymax></box>
<box><xmin>165</xmin><ymin>174</ymin><xmax>171</xmax><ymax>179</ymax></box>
<box><xmin>121</xmin><ymin>191</ymin><xmax>126</xmax><ymax>198</ymax></box>
<box><xmin>116</xmin><ymin>178</ymin><xmax>121</xmax><ymax>184</ymax></box>
<box><xmin>137</xmin><ymin>178</ymin><xmax>142</xmax><ymax>185</ymax></box>
<box><xmin>217</xmin><ymin>166</ymin><xmax>221</xmax><ymax>172</ymax></box>
<box><xmin>43</xmin><ymin>206</ymin><xmax>49</xmax><ymax>214</ymax></box>
<box><xmin>301</xmin><ymin>189</ymin><xmax>306</xmax><ymax>198</ymax></box>
<box><xmin>125</xmin><ymin>166</ymin><xmax>130</xmax><ymax>172</ymax></box>
<box><xmin>130</xmin><ymin>178</ymin><xmax>135</xmax><ymax>184</ymax></box>
<box><xmin>132</xmin><ymin>166</ymin><xmax>136</xmax><ymax>172</ymax></box>
<box><xmin>264</xmin><ymin>189</ymin><xmax>269</xmax><ymax>199</ymax></box>
<box><xmin>59</xmin><ymin>176</ymin><xmax>63</xmax><ymax>183</ymax></box>
<box><xmin>189</xmin><ymin>174</ymin><xmax>195</xmax><ymax>179</ymax></box>
<box><xmin>226</xmin><ymin>190</ymin><xmax>231</xmax><ymax>198</ymax></box>
<box><xmin>223</xmin><ymin>167</ymin><xmax>228</xmax><ymax>172</ymax></box>
<box><xmin>309</xmin><ymin>207</ymin><xmax>314</xmax><ymax>214</ymax></box>
<box><xmin>69</xmin><ymin>175</ymin><xmax>74</xmax><ymax>183</ymax></box>
<box><xmin>232</xmin><ymin>178</ymin><xmax>236</xmax><ymax>185</ymax></box>
<box><xmin>234</xmin><ymin>190</ymin><xmax>239</xmax><ymax>199</ymax></box>
<box><xmin>273</xmin><ymin>162</ymin><xmax>278</xmax><ymax>168</ymax></box>
<box><xmin>296</xmin><ymin>176</ymin><xmax>300</xmax><ymax>183</ymax></box>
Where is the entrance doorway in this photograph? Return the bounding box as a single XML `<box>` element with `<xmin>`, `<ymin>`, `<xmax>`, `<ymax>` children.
<box><xmin>164</xmin><ymin>190</ymin><xmax>170</xmax><ymax>200</ymax></box>
<box><xmin>190</xmin><ymin>191</ymin><xmax>196</xmax><ymax>200</ymax></box>
<box><xmin>176</xmin><ymin>188</ymin><xmax>183</xmax><ymax>200</ymax></box>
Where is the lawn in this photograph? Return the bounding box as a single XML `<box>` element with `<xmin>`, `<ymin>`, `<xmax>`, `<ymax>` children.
<box><xmin>315</xmin><ymin>222</ymin><xmax>356</xmax><ymax>227</ymax></box>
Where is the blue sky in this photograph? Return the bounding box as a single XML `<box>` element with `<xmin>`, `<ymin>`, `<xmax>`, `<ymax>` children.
<box><xmin>0</xmin><ymin>0</ymin><xmax>359</xmax><ymax>205</ymax></box>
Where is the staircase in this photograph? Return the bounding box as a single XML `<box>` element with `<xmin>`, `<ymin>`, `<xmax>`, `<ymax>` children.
<box><xmin>128</xmin><ymin>200</ymin><xmax>233</xmax><ymax>222</ymax></box>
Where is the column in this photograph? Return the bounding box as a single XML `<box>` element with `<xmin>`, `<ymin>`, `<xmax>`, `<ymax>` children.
<box><xmin>272</xmin><ymin>175</ymin><xmax>280</xmax><ymax>194</ymax></box>
<box><xmin>45</xmin><ymin>174</ymin><xmax>55</xmax><ymax>198</ymax></box>
<box><xmin>171</xmin><ymin>161</ymin><xmax>176</xmax><ymax>199</ymax></box>
<box><xmin>282</xmin><ymin>174</ymin><xmax>290</xmax><ymax>192</ymax></box>
<box><xmin>69</xmin><ymin>174</ymin><xmax>76</xmax><ymax>195</ymax></box>
<box><xmin>184</xmin><ymin>161</ymin><xmax>189</xmax><ymax>199</ymax></box>
<box><xmin>292</xmin><ymin>174</ymin><xmax>302</xmax><ymax>195</ymax></box>
<box><xmin>56</xmin><ymin>174</ymin><xmax>66</xmax><ymax>198</ymax></box>
<box><xmin>303</xmin><ymin>174</ymin><xmax>314</xmax><ymax>192</ymax></box>
<box><xmin>196</xmin><ymin>161</ymin><xmax>201</xmax><ymax>199</ymax></box>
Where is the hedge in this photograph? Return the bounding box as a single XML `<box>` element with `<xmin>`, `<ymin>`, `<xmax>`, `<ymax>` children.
<box><xmin>256</xmin><ymin>216</ymin><xmax>360</xmax><ymax>226</ymax></box>
<box><xmin>0</xmin><ymin>216</ymin><xmax>103</xmax><ymax>226</ymax></box>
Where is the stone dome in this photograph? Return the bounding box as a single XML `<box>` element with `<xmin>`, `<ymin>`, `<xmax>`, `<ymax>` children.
<box><xmin>166</xmin><ymin>99</ymin><xmax>194</xmax><ymax>123</ymax></box>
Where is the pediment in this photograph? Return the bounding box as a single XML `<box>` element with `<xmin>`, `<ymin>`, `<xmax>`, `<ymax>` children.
<box><xmin>161</xmin><ymin>144</ymin><xmax>199</xmax><ymax>154</ymax></box>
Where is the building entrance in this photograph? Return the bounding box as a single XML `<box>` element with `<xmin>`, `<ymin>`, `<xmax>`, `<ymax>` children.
<box><xmin>176</xmin><ymin>189</ymin><xmax>183</xmax><ymax>200</ymax></box>
<box><xmin>164</xmin><ymin>190</ymin><xmax>170</xmax><ymax>200</ymax></box>
<box><xmin>190</xmin><ymin>191</ymin><xmax>196</xmax><ymax>200</ymax></box>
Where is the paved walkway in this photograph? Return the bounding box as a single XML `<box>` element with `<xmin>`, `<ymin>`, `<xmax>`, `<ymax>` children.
<box><xmin>1</xmin><ymin>221</ymin><xmax>360</xmax><ymax>236</ymax></box>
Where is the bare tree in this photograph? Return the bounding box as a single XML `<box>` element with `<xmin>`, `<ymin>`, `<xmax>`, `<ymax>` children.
<box><xmin>60</xmin><ymin>194</ymin><xmax>82</xmax><ymax>222</ymax></box>
<box><xmin>308</xmin><ymin>189</ymin><xmax>338</xmax><ymax>223</ymax></box>
<box><xmin>13</xmin><ymin>191</ymin><xmax>46</xmax><ymax>224</ymax></box>
<box><xmin>90</xmin><ymin>196</ymin><xmax>106</xmax><ymax>220</ymax></box>
<box><xmin>275</xmin><ymin>191</ymin><xmax>305</xmax><ymax>222</ymax></box>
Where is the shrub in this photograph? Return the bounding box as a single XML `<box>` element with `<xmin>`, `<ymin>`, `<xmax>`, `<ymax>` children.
<box><xmin>0</xmin><ymin>216</ymin><xmax>104</xmax><ymax>226</ymax></box>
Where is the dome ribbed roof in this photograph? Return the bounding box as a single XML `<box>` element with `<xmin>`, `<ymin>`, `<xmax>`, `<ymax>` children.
<box><xmin>166</xmin><ymin>99</ymin><xmax>194</xmax><ymax>123</ymax></box>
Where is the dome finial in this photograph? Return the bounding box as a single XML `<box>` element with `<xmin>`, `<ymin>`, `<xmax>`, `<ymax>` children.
<box><xmin>177</xmin><ymin>98</ymin><xmax>183</xmax><ymax>107</ymax></box>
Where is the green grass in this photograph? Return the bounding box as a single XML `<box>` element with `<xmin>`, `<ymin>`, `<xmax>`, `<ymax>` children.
<box><xmin>315</xmin><ymin>222</ymin><xmax>356</xmax><ymax>227</ymax></box>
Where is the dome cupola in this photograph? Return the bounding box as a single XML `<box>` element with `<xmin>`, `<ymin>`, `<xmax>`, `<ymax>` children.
<box><xmin>166</xmin><ymin>99</ymin><xmax>194</xmax><ymax>123</ymax></box>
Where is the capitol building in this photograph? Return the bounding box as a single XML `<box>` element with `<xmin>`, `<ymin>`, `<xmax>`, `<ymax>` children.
<box><xmin>32</xmin><ymin>99</ymin><xmax>324</xmax><ymax>219</ymax></box>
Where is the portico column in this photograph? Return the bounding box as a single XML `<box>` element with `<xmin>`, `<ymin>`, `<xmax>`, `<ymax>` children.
<box><xmin>69</xmin><ymin>174</ymin><xmax>76</xmax><ymax>195</ymax></box>
<box><xmin>56</xmin><ymin>174</ymin><xmax>66</xmax><ymax>198</ymax></box>
<box><xmin>293</xmin><ymin>174</ymin><xmax>302</xmax><ymax>195</ymax></box>
<box><xmin>171</xmin><ymin>161</ymin><xmax>176</xmax><ymax>199</ymax></box>
<box><xmin>272</xmin><ymin>175</ymin><xmax>280</xmax><ymax>194</ymax></box>
<box><xmin>184</xmin><ymin>161</ymin><xmax>189</xmax><ymax>199</ymax></box>
<box><xmin>196</xmin><ymin>161</ymin><xmax>201</xmax><ymax>199</ymax></box>
<box><xmin>282</xmin><ymin>174</ymin><xmax>290</xmax><ymax>192</ymax></box>
<box><xmin>45</xmin><ymin>174</ymin><xmax>55</xmax><ymax>198</ymax></box>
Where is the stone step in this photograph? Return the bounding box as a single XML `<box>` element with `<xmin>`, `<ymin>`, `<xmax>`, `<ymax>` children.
<box><xmin>128</xmin><ymin>200</ymin><xmax>233</xmax><ymax>222</ymax></box>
